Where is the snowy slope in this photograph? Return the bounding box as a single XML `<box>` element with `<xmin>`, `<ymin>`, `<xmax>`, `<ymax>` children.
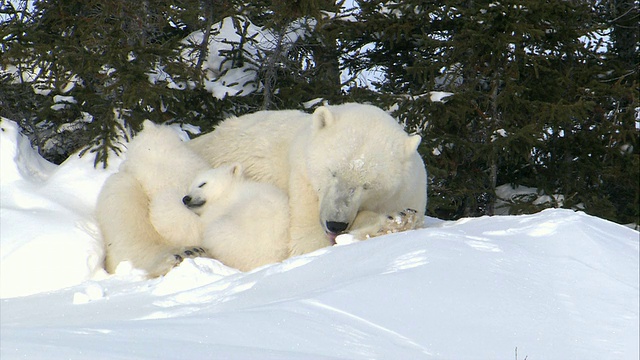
<box><xmin>1</xmin><ymin>118</ymin><xmax>639</xmax><ymax>359</ymax></box>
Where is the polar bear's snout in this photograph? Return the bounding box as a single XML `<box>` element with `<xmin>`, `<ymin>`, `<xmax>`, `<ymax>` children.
<box><xmin>324</xmin><ymin>221</ymin><xmax>349</xmax><ymax>245</ymax></box>
<box><xmin>319</xmin><ymin>182</ymin><xmax>361</xmax><ymax>240</ymax></box>
<box><xmin>183</xmin><ymin>195</ymin><xmax>205</xmax><ymax>209</ymax></box>
<box><xmin>326</xmin><ymin>221</ymin><xmax>349</xmax><ymax>234</ymax></box>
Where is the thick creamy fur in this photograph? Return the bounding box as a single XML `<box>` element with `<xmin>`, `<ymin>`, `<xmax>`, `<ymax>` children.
<box><xmin>97</xmin><ymin>104</ymin><xmax>427</xmax><ymax>276</ymax></box>
<box><xmin>188</xmin><ymin>103</ymin><xmax>427</xmax><ymax>256</ymax></box>
<box><xmin>97</xmin><ymin>121</ymin><xmax>209</xmax><ymax>276</ymax></box>
<box><xmin>184</xmin><ymin>165</ymin><xmax>290</xmax><ymax>271</ymax></box>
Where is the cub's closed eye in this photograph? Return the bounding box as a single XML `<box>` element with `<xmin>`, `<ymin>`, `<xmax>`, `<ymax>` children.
<box><xmin>198</xmin><ymin>182</ymin><xmax>207</xmax><ymax>188</ymax></box>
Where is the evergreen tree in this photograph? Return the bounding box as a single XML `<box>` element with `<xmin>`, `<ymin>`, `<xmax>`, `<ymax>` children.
<box><xmin>1</xmin><ymin>0</ymin><xmax>346</xmax><ymax>166</ymax></box>
<box><xmin>344</xmin><ymin>0</ymin><xmax>638</xmax><ymax>223</ymax></box>
<box><xmin>1</xmin><ymin>0</ymin><xmax>227</xmax><ymax>166</ymax></box>
<box><xmin>606</xmin><ymin>0</ymin><xmax>639</xmax><ymax>69</ymax></box>
<box><xmin>244</xmin><ymin>0</ymin><xmax>346</xmax><ymax>109</ymax></box>
<box><xmin>2</xmin><ymin>0</ymin><xmax>637</xmax><ymax>224</ymax></box>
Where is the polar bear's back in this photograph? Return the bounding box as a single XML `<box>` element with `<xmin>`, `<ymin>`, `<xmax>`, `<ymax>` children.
<box><xmin>188</xmin><ymin>110</ymin><xmax>309</xmax><ymax>191</ymax></box>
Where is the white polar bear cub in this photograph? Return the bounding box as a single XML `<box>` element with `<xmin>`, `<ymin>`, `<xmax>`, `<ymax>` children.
<box><xmin>97</xmin><ymin>120</ymin><xmax>210</xmax><ymax>277</ymax></box>
<box><xmin>183</xmin><ymin>164</ymin><xmax>290</xmax><ymax>271</ymax></box>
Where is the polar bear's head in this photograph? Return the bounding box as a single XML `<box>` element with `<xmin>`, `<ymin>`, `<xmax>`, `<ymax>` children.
<box><xmin>182</xmin><ymin>163</ymin><xmax>243</xmax><ymax>215</ymax></box>
<box><xmin>122</xmin><ymin>120</ymin><xmax>208</xmax><ymax>196</ymax></box>
<box><xmin>305</xmin><ymin>104</ymin><xmax>422</xmax><ymax>237</ymax></box>
<box><xmin>125</xmin><ymin>120</ymin><xmax>190</xmax><ymax>164</ymax></box>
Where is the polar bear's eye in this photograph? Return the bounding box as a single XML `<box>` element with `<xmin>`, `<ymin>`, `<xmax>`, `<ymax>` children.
<box><xmin>330</xmin><ymin>171</ymin><xmax>337</xmax><ymax>178</ymax></box>
<box><xmin>198</xmin><ymin>182</ymin><xmax>207</xmax><ymax>188</ymax></box>
<box><xmin>363</xmin><ymin>183</ymin><xmax>371</xmax><ymax>190</ymax></box>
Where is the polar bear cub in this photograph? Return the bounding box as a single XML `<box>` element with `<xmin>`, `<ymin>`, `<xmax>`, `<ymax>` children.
<box><xmin>183</xmin><ymin>163</ymin><xmax>290</xmax><ymax>271</ymax></box>
<box><xmin>98</xmin><ymin>120</ymin><xmax>210</xmax><ymax>277</ymax></box>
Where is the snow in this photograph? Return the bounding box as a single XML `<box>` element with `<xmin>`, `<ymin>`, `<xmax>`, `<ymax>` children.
<box><xmin>1</xmin><ymin>118</ymin><xmax>116</xmax><ymax>298</ymax></box>
<box><xmin>302</xmin><ymin>97</ymin><xmax>325</xmax><ymax>109</ymax></box>
<box><xmin>495</xmin><ymin>184</ymin><xmax>566</xmax><ymax>215</ymax></box>
<box><xmin>176</xmin><ymin>16</ymin><xmax>314</xmax><ymax>100</ymax></box>
<box><xmin>428</xmin><ymin>91</ymin><xmax>454</xmax><ymax>103</ymax></box>
<box><xmin>1</xmin><ymin>117</ymin><xmax>639</xmax><ymax>359</ymax></box>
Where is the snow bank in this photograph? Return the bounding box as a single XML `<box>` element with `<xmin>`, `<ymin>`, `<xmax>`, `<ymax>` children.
<box><xmin>1</xmin><ymin>119</ymin><xmax>117</xmax><ymax>298</ymax></box>
<box><xmin>1</xmin><ymin>118</ymin><xmax>638</xmax><ymax>359</ymax></box>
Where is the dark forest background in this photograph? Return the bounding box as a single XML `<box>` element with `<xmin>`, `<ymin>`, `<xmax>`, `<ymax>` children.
<box><xmin>1</xmin><ymin>0</ymin><xmax>638</xmax><ymax>224</ymax></box>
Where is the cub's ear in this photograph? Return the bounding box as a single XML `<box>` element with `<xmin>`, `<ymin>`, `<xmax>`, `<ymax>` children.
<box><xmin>404</xmin><ymin>135</ymin><xmax>422</xmax><ymax>157</ymax></box>
<box><xmin>312</xmin><ymin>106</ymin><xmax>335</xmax><ymax>131</ymax></box>
<box><xmin>230</xmin><ymin>162</ymin><xmax>244</xmax><ymax>177</ymax></box>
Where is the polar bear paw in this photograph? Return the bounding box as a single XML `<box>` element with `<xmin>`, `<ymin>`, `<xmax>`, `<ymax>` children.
<box><xmin>380</xmin><ymin>209</ymin><xmax>422</xmax><ymax>234</ymax></box>
<box><xmin>350</xmin><ymin>209</ymin><xmax>423</xmax><ymax>240</ymax></box>
<box><xmin>147</xmin><ymin>247</ymin><xmax>209</xmax><ymax>278</ymax></box>
<box><xmin>173</xmin><ymin>247</ymin><xmax>208</xmax><ymax>263</ymax></box>
<box><xmin>373</xmin><ymin>209</ymin><xmax>422</xmax><ymax>236</ymax></box>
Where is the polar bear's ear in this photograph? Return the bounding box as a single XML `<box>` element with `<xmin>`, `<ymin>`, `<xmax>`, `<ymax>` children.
<box><xmin>404</xmin><ymin>135</ymin><xmax>422</xmax><ymax>157</ymax></box>
<box><xmin>230</xmin><ymin>162</ymin><xmax>244</xmax><ymax>178</ymax></box>
<box><xmin>312</xmin><ymin>106</ymin><xmax>335</xmax><ymax>131</ymax></box>
<box><xmin>142</xmin><ymin>120</ymin><xmax>156</xmax><ymax>130</ymax></box>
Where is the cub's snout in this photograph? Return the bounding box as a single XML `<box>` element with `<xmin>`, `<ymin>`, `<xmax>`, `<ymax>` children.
<box><xmin>183</xmin><ymin>195</ymin><xmax>205</xmax><ymax>209</ymax></box>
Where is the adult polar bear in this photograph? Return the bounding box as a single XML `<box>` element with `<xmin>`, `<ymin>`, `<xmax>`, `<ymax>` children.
<box><xmin>188</xmin><ymin>103</ymin><xmax>427</xmax><ymax>255</ymax></box>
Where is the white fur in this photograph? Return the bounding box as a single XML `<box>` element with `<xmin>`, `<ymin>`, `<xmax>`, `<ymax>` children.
<box><xmin>97</xmin><ymin>104</ymin><xmax>427</xmax><ymax>276</ymax></box>
<box><xmin>188</xmin><ymin>103</ymin><xmax>427</xmax><ymax>256</ymax></box>
<box><xmin>184</xmin><ymin>164</ymin><xmax>290</xmax><ymax>271</ymax></box>
<box><xmin>97</xmin><ymin>121</ymin><xmax>209</xmax><ymax>276</ymax></box>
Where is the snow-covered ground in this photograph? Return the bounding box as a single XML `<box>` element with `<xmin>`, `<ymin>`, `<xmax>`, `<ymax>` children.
<box><xmin>1</xmin><ymin>118</ymin><xmax>638</xmax><ymax>359</ymax></box>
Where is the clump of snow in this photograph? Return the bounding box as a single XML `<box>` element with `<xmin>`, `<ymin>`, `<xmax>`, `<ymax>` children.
<box><xmin>335</xmin><ymin>233</ymin><xmax>358</xmax><ymax>245</ymax></box>
<box><xmin>1</xmin><ymin>118</ymin><xmax>638</xmax><ymax>359</ymax></box>
<box><xmin>72</xmin><ymin>282</ymin><xmax>106</xmax><ymax>305</ymax></box>
<box><xmin>152</xmin><ymin>258</ymin><xmax>240</xmax><ymax>297</ymax></box>
<box><xmin>302</xmin><ymin>97</ymin><xmax>325</xmax><ymax>109</ymax></box>
<box><xmin>429</xmin><ymin>91</ymin><xmax>454</xmax><ymax>103</ymax></box>
<box><xmin>495</xmin><ymin>184</ymin><xmax>566</xmax><ymax>214</ymax></box>
<box><xmin>491</xmin><ymin>128</ymin><xmax>508</xmax><ymax>141</ymax></box>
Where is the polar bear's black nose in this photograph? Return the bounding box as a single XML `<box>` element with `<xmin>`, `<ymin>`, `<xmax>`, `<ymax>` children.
<box><xmin>182</xmin><ymin>195</ymin><xmax>192</xmax><ymax>205</ymax></box>
<box><xmin>326</xmin><ymin>221</ymin><xmax>349</xmax><ymax>234</ymax></box>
